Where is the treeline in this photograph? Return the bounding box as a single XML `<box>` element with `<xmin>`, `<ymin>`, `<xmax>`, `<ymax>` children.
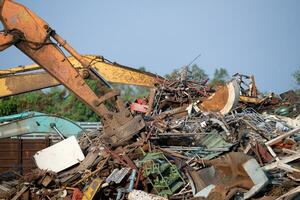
<box><xmin>0</xmin><ymin>65</ymin><xmax>230</xmax><ymax>121</ymax></box>
<box><xmin>1</xmin><ymin>65</ymin><xmax>298</xmax><ymax>121</ymax></box>
<box><xmin>0</xmin><ymin>83</ymin><xmax>100</xmax><ymax>122</ymax></box>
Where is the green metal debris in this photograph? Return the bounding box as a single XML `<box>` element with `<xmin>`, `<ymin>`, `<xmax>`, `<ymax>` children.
<box><xmin>138</xmin><ymin>152</ymin><xmax>185</xmax><ymax>197</ymax></box>
<box><xmin>274</xmin><ymin>106</ymin><xmax>291</xmax><ymax>116</ymax></box>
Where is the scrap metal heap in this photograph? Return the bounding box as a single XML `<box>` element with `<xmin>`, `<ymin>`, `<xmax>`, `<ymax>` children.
<box><xmin>0</xmin><ymin>73</ymin><xmax>300</xmax><ymax>200</ymax></box>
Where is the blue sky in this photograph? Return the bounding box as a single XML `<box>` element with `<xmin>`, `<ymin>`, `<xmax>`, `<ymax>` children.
<box><xmin>1</xmin><ymin>0</ymin><xmax>299</xmax><ymax>93</ymax></box>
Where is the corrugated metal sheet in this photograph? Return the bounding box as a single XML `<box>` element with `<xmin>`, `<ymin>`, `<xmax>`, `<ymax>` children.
<box><xmin>0</xmin><ymin>138</ymin><xmax>50</xmax><ymax>174</ymax></box>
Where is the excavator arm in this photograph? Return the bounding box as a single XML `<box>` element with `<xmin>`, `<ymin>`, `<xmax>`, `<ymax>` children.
<box><xmin>0</xmin><ymin>0</ymin><xmax>145</xmax><ymax>146</ymax></box>
<box><xmin>0</xmin><ymin>55</ymin><xmax>163</xmax><ymax>98</ymax></box>
<box><xmin>0</xmin><ymin>1</ymin><xmax>242</xmax><ymax>144</ymax></box>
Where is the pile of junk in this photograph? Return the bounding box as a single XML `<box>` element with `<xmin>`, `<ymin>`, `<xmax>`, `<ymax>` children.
<box><xmin>0</xmin><ymin>1</ymin><xmax>299</xmax><ymax>199</ymax></box>
<box><xmin>0</xmin><ymin>70</ymin><xmax>299</xmax><ymax>200</ymax></box>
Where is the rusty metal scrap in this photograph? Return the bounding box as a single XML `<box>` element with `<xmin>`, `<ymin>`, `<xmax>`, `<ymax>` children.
<box><xmin>0</xmin><ymin>73</ymin><xmax>300</xmax><ymax>200</ymax></box>
<box><xmin>1</xmin><ymin>0</ymin><xmax>299</xmax><ymax>198</ymax></box>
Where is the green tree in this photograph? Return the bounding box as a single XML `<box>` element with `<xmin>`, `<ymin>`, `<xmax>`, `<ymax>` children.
<box><xmin>165</xmin><ymin>64</ymin><xmax>208</xmax><ymax>82</ymax></box>
<box><xmin>117</xmin><ymin>84</ymin><xmax>136</xmax><ymax>102</ymax></box>
<box><xmin>0</xmin><ymin>81</ymin><xmax>100</xmax><ymax>122</ymax></box>
<box><xmin>0</xmin><ymin>67</ymin><xmax>153</xmax><ymax>121</ymax></box>
<box><xmin>293</xmin><ymin>68</ymin><xmax>300</xmax><ymax>85</ymax></box>
<box><xmin>0</xmin><ymin>97</ymin><xmax>18</xmax><ymax>116</ymax></box>
<box><xmin>209</xmin><ymin>68</ymin><xmax>229</xmax><ymax>87</ymax></box>
<box><xmin>165</xmin><ymin>69</ymin><xmax>179</xmax><ymax>80</ymax></box>
<box><xmin>190</xmin><ymin>64</ymin><xmax>208</xmax><ymax>82</ymax></box>
<box><xmin>0</xmin><ymin>90</ymin><xmax>56</xmax><ymax>117</ymax></box>
<box><xmin>58</xmin><ymin>79</ymin><xmax>100</xmax><ymax>121</ymax></box>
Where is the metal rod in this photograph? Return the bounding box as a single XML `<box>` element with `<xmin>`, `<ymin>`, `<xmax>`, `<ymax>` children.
<box><xmin>50</xmin><ymin>123</ymin><xmax>65</xmax><ymax>139</ymax></box>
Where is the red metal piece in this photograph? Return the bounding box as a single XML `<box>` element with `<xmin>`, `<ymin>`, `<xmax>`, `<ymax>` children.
<box><xmin>130</xmin><ymin>103</ymin><xmax>148</xmax><ymax>113</ymax></box>
<box><xmin>71</xmin><ymin>188</ymin><xmax>83</xmax><ymax>200</ymax></box>
<box><xmin>130</xmin><ymin>98</ymin><xmax>149</xmax><ymax>113</ymax></box>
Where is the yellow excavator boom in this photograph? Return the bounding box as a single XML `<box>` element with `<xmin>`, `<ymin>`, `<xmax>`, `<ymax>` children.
<box><xmin>0</xmin><ymin>55</ymin><xmax>163</xmax><ymax>98</ymax></box>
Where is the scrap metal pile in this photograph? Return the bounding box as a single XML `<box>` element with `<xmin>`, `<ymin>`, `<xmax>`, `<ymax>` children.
<box><xmin>1</xmin><ymin>74</ymin><xmax>300</xmax><ymax>200</ymax></box>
